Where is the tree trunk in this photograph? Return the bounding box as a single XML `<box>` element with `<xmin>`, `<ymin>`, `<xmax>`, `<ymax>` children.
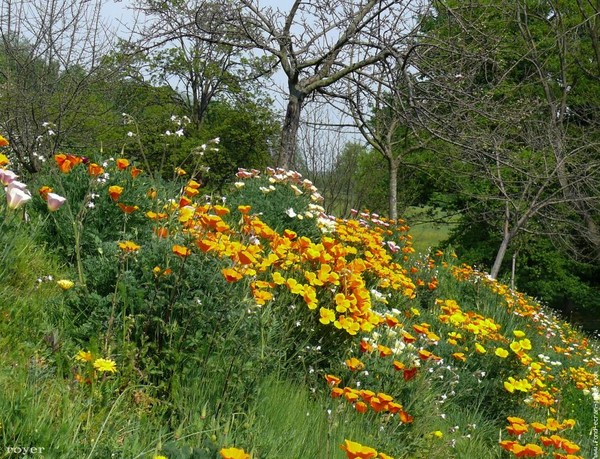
<box><xmin>388</xmin><ymin>157</ymin><xmax>399</xmax><ymax>220</ymax></box>
<box><xmin>278</xmin><ymin>89</ymin><xmax>304</xmax><ymax>169</ymax></box>
<box><xmin>490</xmin><ymin>206</ymin><xmax>515</xmax><ymax>280</ymax></box>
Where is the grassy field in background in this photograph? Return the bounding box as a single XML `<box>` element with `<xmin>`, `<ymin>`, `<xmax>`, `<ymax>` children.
<box><xmin>405</xmin><ymin>206</ymin><xmax>458</xmax><ymax>253</ymax></box>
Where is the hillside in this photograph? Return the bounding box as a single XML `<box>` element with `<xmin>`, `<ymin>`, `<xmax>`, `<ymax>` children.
<box><xmin>0</xmin><ymin>148</ymin><xmax>598</xmax><ymax>459</ymax></box>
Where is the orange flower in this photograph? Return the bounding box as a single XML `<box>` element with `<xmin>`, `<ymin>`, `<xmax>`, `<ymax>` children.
<box><xmin>355</xmin><ymin>401</ymin><xmax>368</xmax><ymax>413</ymax></box>
<box><xmin>402</xmin><ymin>331</ymin><xmax>416</xmax><ymax>343</ymax></box>
<box><xmin>399</xmin><ymin>409</ymin><xmax>414</xmax><ymax>424</ymax></box>
<box><xmin>530</xmin><ymin>422</ymin><xmax>547</xmax><ymax>433</ymax></box>
<box><xmin>506</xmin><ymin>422</ymin><xmax>528</xmax><ymax>436</ymax></box>
<box><xmin>172</xmin><ymin>245</ymin><xmax>191</xmax><ymax>258</ymax></box>
<box><xmin>179</xmin><ymin>196</ymin><xmax>192</xmax><ymax>207</ymax></box>
<box><xmin>378</xmin><ymin>344</ymin><xmax>393</xmax><ymax>357</ymax></box>
<box><xmin>184</xmin><ymin>186</ymin><xmax>199</xmax><ymax>197</ymax></box>
<box><xmin>108</xmin><ymin>185</ymin><xmax>124</xmax><ymax>201</ymax></box>
<box><xmin>55</xmin><ymin>153</ymin><xmax>81</xmax><ymax>173</ymax></box>
<box><xmin>331</xmin><ymin>387</ymin><xmax>344</xmax><ymax>398</ymax></box>
<box><xmin>118</xmin><ymin>240</ymin><xmax>141</xmax><ymax>252</ymax></box>
<box><xmin>116</xmin><ymin>158</ymin><xmax>130</xmax><ymax>170</ymax></box>
<box><xmin>213</xmin><ymin>205</ymin><xmax>230</xmax><ymax>216</ymax></box>
<box><xmin>345</xmin><ymin>357</ymin><xmax>365</xmax><ymax>371</ymax></box>
<box><xmin>403</xmin><ymin>367</ymin><xmax>417</xmax><ymax>381</ymax></box>
<box><xmin>154</xmin><ymin>227</ymin><xmax>169</xmax><ymax>238</ymax></box>
<box><xmin>359</xmin><ymin>340</ymin><xmax>374</xmax><ymax>353</ymax></box>
<box><xmin>418</xmin><ymin>349</ymin><xmax>432</xmax><ymax>360</ymax></box>
<box><xmin>238</xmin><ymin>205</ymin><xmax>251</xmax><ymax>214</ymax></box>
<box><xmin>39</xmin><ymin>185</ymin><xmax>53</xmax><ymax>200</ymax></box>
<box><xmin>222</xmin><ymin>268</ymin><xmax>243</xmax><ymax>282</ymax></box>
<box><xmin>324</xmin><ymin>374</ymin><xmax>341</xmax><ymax>386</ymax></box>
<box><xmin>0</xmin><ymin>135</ymin><xmax>9</xmax><ymax>147</ymax></box>
<box><xmin>118</xmin><ymin>203</ymin><xmax>139</xmax><ymax>214</ymax></box>
<box><xmin>130</xmin><ymin>166</ymin><xmax>142</xmax><ymax>178</ymax></box>
<box><xmin>452</xmin><ymin>352</ymin><xmax>467</xmax><ymax>362</ymax></box>
<box><xmin>88</xmin><ymin>163</ymin><xmax>104</xmax><ymax>177</ymax></box>
<box><xmin>340</xmin><ymin>439</ymin><xmax>377</xmax><ymax>459</ymax></box>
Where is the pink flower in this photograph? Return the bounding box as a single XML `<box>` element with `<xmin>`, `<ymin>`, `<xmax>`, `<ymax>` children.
<box><xmin>6</xmin><ymin>186</ymin><xmax>32</xmax><ymax>209</ymax></box>
<box><xmin>0</xmin><ymin>169</ymin><xmax>19</xmax><ymax>186</ymax></box>
<box><xmin>7</xmin><ymin>180</ymin><xmax>27</xmax><ymax>191</ymax></box>
<box><xmin>46</xmin><ymin>192</ymin><xmax>66</xmax><ymax>211</ymax></box>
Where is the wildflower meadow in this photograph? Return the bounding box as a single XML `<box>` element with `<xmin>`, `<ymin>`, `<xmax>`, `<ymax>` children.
<box><xmin>0</xmin><ymin>134</ymin><xmax>598</xmax><ymax>459</ymax></box>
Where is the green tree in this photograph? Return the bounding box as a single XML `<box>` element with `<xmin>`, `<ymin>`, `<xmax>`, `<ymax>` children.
<box><xmin>414</xmin><ymin>0</ymin><xmax>600</xmax><ymax>279</ymax></box>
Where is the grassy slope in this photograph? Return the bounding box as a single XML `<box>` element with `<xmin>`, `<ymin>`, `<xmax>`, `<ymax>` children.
<box><xmin>0</xmin><ymin>174</ymin><xmax>598</xmax><ymax>459</ymax></box>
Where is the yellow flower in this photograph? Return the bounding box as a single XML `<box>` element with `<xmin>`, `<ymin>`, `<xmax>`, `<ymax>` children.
<box><xmin>495</xmin><ymin>347</ymin><xmax>509</xmax><ymax>358</ymax></box>
<box><xmin>513</xmin><ymin>330</ymin><xmax>526</xmax><ymax>338</ymax></box>
<box><xmin>219</xmin><ymin>447</ymin><xmax>250</xmax><ymax>459</ymax></box>
<box><xmin>510</xmin><ymin>341</ymin><xmax>522</xmax><ymax>353</ymax></box>
<box><xmin>519</xmin><ymin>338</ymin><xmax>532</xmax><ymax>350</ymax></box>
<box><xmin>0</xmin><ymin>153</ymin><xmax>9</xmax><ymax>166</ymax></box>
<box><xmin>0</xmin><ymin>135</ymin><xmax>9</xmax><ymax>147</ymax></box>
<box><xmin>93</xmin><ymin>358</ymin><xmax>117</xmax><ymax>374</ymax></box>
<box><xmin>174</xmin><ymin>167</ymin><xmax>187</xmax><ymax>176</ymax></box>
<box><xmin>319</xmin><ymin>307</ymin><xmax>336</xmax><ymax>325</ymax></box>
<box><xmin>475</xmin><ymin>343</ymin><xmax>487</xmax><ymax>354</ymax></box>
<box><xmin>75</xmin><ymin>350</ymin><xmax>93</xmax><ymax>362</ymax></box>
<box><xmin>118</xmin><ymin>240</ymin><xmax>141</xmax><ymax>252</ymax></box>
<box><xmin>57</xmin><ymin>279</ymin><xmax>75</xmax><ymax>290</ymax></box>
<box><xmin>152</xmin><ymin>456</ymin><xmax>168</xmax><ymax>459</ymax></box>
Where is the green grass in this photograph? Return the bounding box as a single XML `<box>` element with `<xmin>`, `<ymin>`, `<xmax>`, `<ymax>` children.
<box><xmin>405</xmin><ymin>206</ymin><xmax>458</xmax><ymax>253</ymax></box>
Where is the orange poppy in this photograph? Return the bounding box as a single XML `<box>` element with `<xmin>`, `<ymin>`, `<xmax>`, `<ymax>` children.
<box><xmin>403</xmin><ymin>367</ymin><xmax>418</xmax><ymax>381</ymax></box>
<box><xmin>172</xmin><ymin>245</ymin><xmax>191</xmax><ymax>258</ymax></box>
<box><xmin>88</xmin><ymin>163</ymin><xmax>104</xmax><ymax>177</ymax></box>
<box><xmin>154</xmin><ymin>227</ymin><xmax>168</xmax><ymax>238</ymax></box>
<box><xmin>222</xmin><ymin>268</ymin><xmax>243</xmax><ymax>282</ymax></box>
<box><xmin>398</xmin><ymin>410</ymin><xmax>414</xmax><ymax>424</ymax></box>
<box><xmin>130</xmin><ymin>166</ymin><xmax>142</xmax><ymax>178</ymax></box>
<box><xmin>340</xmin><ymin>439</ymin><xmax>377</xmax><ymax>459</ymax></box>
<box><xmin>116</xmin><ymin>158</ymin><xmax>130</xmax><ymax>170</ymax></box>
<box><xmin>108</xmin><ymin>185</ymin><xmax>123</xmax><ymax>201</ymax></box>
<box><xmin>39</xmin><ymin>185</ymin><xmax>53</xmax><ymax>200</ymax></box>
<box><xmin>324</xmin><ymin>374</ymin><xmax>341</xmax><ymax>386</ymax></box>
<box><xmin>118</xmin><ymin>203</ymin><xmax>139</xmax><ymax>214</ymax></box>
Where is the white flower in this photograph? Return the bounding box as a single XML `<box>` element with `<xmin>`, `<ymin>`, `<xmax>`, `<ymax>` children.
<box><xmin>6</xmin><ymin>186</ymin><xmax>32</xmax><ymax>209</ymax></box>
<box><xmin>175</xmin><ymin>129</ymin><xmax>184</xmax><ymax>137</ymax></box>
<box><xmin>127</xmin><ymin>131</ymin><xmax>135</xmax><ymax>137</ymax></box>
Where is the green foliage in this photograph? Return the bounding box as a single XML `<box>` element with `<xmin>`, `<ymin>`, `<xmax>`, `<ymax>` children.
<box><xmin>195</xmin><ymin>99</ymin><xmax>279</xmax><ymax>191</ymax></box>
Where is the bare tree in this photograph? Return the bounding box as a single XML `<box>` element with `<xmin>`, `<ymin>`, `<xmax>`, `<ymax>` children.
<box><xmin>332</xmin><ymin>54</ymin><xmax>430</xmax><ymax>220</ymax></box>
<box><xmin>411</xmin><ymin>0</ymin><xmax>600</xmax><ymax>278</ymax></box>
<box><xmin>0</xmin><ymin>0</ymin><xmax>115</xmax><ymax>171</ymax></box>
<box><xmin>127</xmin><ymin>0</ymin><xmax>272</xmax><ymax>130</ymax></box>
<box><xmin>296</xmin><ymin>103</ymin><xmax>365</xmax><ymax>216</ymax></box>
<box><xmin>193</xmin><ymin>0</ymin><xmax>428</xmax><ymax>168</ymax></box>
